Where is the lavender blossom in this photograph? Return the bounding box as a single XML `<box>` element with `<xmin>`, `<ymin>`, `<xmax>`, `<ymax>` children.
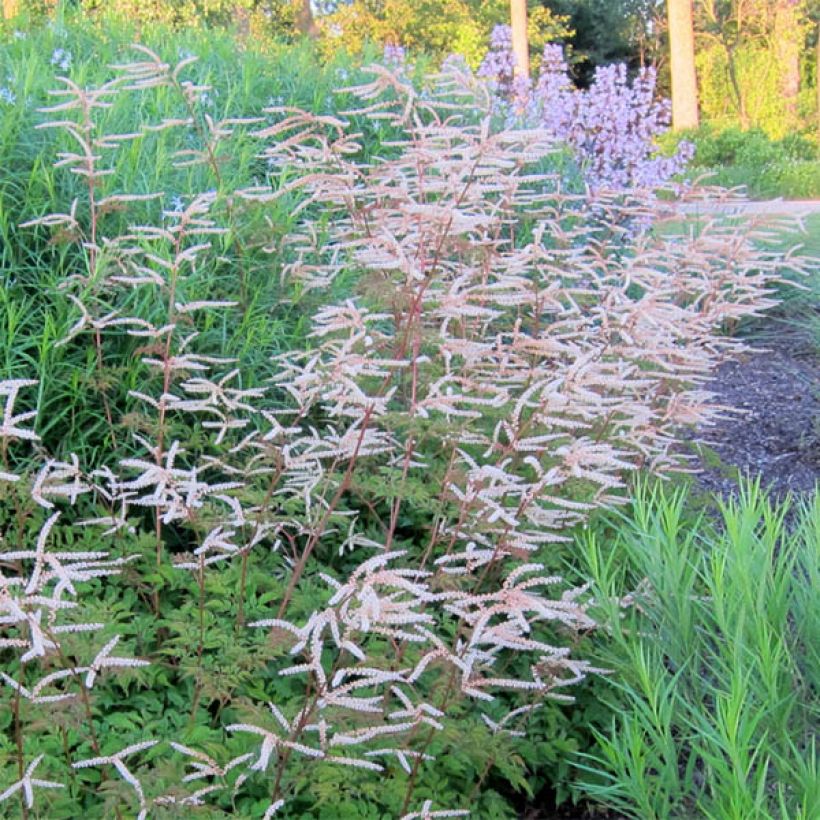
<box><xmin>479</xmin><ymin>28</ymin><xmax>691</xmax><ymax>191</ymax></box>
<box><xmin>50</xmin><ymin>48</ymin><xmax>72</xmax><ymax>72</ymax></box>
<box><xmin>478</xmin><ymin>25</ymin><xmax>516</xmax><ymax>98</ymax></box>
<box><xmin>383</xmin><ymin>43</ymin><xmax>407</xmax><ymax>71</ymax></box>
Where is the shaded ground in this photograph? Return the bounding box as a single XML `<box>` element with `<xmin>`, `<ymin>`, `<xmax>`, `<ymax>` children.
<box><xmin>520</xmin><ymin>805</ymin><xmax>620</xmax><ymax>819</ymax></box>
<box><xmin>690</xmin><ymin>334</ymin><xmax>819</xmax><ymax>498</ymax></box>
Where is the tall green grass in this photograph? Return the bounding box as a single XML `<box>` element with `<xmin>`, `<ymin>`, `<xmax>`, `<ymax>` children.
<box><xmin>574</xmin><ymin>481</ymin><xmax>819</xmax><ymax>819</ymax></box>
<box><xmin>0</xmin><ymin>15</ymin><xmax>395</xmax><ymax>464</ymax></box>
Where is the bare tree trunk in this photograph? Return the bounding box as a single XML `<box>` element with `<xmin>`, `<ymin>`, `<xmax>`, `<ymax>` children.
<box><xmin>295</xmin><ymin>0</ymin><xmax>319</xmax><ymax>39</ymax></box>
<box><xmin>3</xmin><ymin>0</ymin><xmax>19</xmax><ymax>21</ymax></box>
<box><xmin>774</xmin><ymin>0</ymin><xmax>802</xmax><ymax>123</ymax></box>
<box><xmin>236</xmin><ymin>5</ymin><xmax>251</xmax><ymax>41</ymax></box>
<box><xmin>510</xmin><ymin>0</ymin><xmax>530</xmax><ymax>78</ymax></box>
<box><xmin>667</xmin><ymin>0</ymin><xmax>699</xmax><ymax>129</ymax></box>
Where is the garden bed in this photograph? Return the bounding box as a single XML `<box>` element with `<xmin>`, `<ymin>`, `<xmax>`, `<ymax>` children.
<box><xmin>691</xmin><ymin>337</ymin><xmax>819</xmax><ymax>498</ymax></box>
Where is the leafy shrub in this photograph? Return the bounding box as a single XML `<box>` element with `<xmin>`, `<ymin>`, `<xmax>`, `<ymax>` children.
<box><xmin>662</xmin><ymin>125</ymin><xmax>820</xmax><ymax>199</ymax></box>
<box><xmin>576</xmin><ymin>482</ymin><xmax>819</xmax><ymax>819</ymax></box>
<box><xmin>34</xmin><ymin>0</ymin><xmax>303</xmax><ymax>42</ymax></box>
<box><xmin>318</xmin><ymin>0</ymin><xmax>571</xmax><ymax>68</ymax></box>
<box><xmin>0</xmin><ymin>24</ymin><xmax>804</xmax><ymax>820</ymax></box>
<box><xmin>681</xmin><ymin>126</ymin><xmax>817</xmax><ymax>169</ymax></box>
<box><xmin>695</xmin><ymin>40</ymin><xmax>813</xmax><ymax>141</ymax></box>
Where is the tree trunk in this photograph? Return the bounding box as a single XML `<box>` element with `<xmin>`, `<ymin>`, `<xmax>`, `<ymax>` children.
<box><xmin>510</xmin><ymin>0</ymin><xmax>530</xmax><ymax>79</ymax></box>
<box><xmin>667</xmin><ymin>0</ymin><xmax>699</xmax><ymax>129</ymax></box>
<box><xmin>236</xmin><ymin>6</ymin><xmax>251</xmax><ymax>41</ymax></box>
<box><xmin>774</xmin><ymin>0</ymin><xmax>802</xmax><ymax>123</ymax></box>
<box><xmin>3</xmin><ymin>0</ymin><xmax>19</xmax><ymax>21</ymax></box>
<box><xmin>295</xmin><ymin>0</ymin><xmax>319</xmax><ymax>39</ymax></box>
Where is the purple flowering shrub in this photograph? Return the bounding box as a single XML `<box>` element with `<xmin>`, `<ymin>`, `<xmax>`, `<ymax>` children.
<box><xmin>477</xmin><ymin>24</ymin><xmax>517</xmax><ymax>92</ymax></box>
<box><xmin>477</xmin><ymin>25</ymin><xmax>532</xmax><ymax>116</ymax></box>
<box><xmin>479</xmin><ymin>27</ymin><xmax>693</xmax><ymax>191</ymax></box>
<box><xmin>383</xmin><ymin>42</ymin><xmax>407</xmax><ymax>69</ymax></box>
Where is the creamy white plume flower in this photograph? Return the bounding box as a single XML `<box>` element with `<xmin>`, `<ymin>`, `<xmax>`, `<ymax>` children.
<box><xmin>85</xmin><ymin>635</ymin><xmax>149</xmax><ymax>688</ymax></box>
<box><xmin>226</xmin><ymin>722</ymin><xmax>323</xmax><ymax>772</ymax></box>
<box><xmin>0</xmin><ymin>668</ymin><xmax>81</xmax><ymax>704</ymax></box>
<box><xmin>0</xmin><ymin>379</ymin><xmax>39</xmax><ymax>444</ymax></box>
<box><xmin>73</xmin><ymin>741</ymin><xmax>159</xmax><ymax>817</ymax></box>
<box><xmin>401</xmin><ymin>801</ymin><xmax>470</xmax><ymax>819</ymax></box>
<box><xmin>0</xmin><ymin>755</ymin><xmax>63</xmax><ymax>809</ymax></box>
<box><xmin>2</xmin><ymin>50</ymin><xmax>789</xmax><ymax>820</ymax></box>
<box><xmin>263</xmin><ymin>799</ymin><xmax>286</xmax><ymax>818</ymax></box>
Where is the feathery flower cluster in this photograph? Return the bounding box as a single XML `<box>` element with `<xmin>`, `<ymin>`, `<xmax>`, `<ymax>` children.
<box><xmin>0</xmin><ymin>45</ymin><xmax>796</xmax><ymax>818</ymax></box>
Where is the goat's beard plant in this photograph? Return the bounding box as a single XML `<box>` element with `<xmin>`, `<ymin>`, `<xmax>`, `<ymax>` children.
<box><xmin>0</xmin><ymin>47</ymin><xmax>795</xmax><ymax>818</ymax></box>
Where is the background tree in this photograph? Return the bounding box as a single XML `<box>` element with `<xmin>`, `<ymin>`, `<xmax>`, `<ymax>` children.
<box><xmin>774</xmin><ymin>0</ymin><xmax>804</xmax><ymax>120</ymax></box>
<box><xmin>538</xmin><ymin>1</ymin><xmax>664</xmax><ymax>85</ymax></box>
<box><xmin>295</xmin><ymin>0</ymin><xmax>319</xmax><ymax>36</ymax></box>
<box><xmin>812</xmin><ymin>1</ymin><xmax>820</xmax><ymax>136</ymax></box>
<box><xmin>319</xmin><ymin>0</ymin><xmax>569</xmax><ymax>66</ymax></box>
<box><xmin>667</xmin><ymin>0</ymin><xmax>700</xmax><ymax>127</ymax></box>
<box><xmin>695</xmin><ymin>1</ymin><xmax>810</xmax><ymax>134</ymax></box>
<box><xmin>510</xmin><ymin>0</ymin><xmax>530</xmax><ymax>75</ymax></box>
<box><xmin>806</xmin><ymin>0</ymin><xmax>820</xmax><ymax>134</ymax></box>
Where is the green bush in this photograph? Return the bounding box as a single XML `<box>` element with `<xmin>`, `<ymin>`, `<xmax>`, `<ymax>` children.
<box><xmin>694</xmin><ymin>40</ymin><xmax>814</xmax><ymax>141</ymax></box>
<box><xmin>663</xmin><ymin>125</ymin><xmax>820</xmax><ymax>199</ymax></box>
<box><xmin>693</xmin><ymin>127</ymin><xmax>816</xmax><ymax>168</ymax></box>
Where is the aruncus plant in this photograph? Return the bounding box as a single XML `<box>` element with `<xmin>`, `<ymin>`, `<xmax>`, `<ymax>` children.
<box><xmin>0</xmin><ymin>44</ymin><xmax>803</xmax><ymax>817</ymax></box>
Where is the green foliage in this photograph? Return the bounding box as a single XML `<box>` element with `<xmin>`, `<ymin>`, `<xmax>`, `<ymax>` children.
<box><xmin>542</xmin><ymin>0</ymin><xmax>660</xmax><ymax>83</ymax></box>
<box><xmin>684</xmin><ymin>126</ymin><xmax>817</xmax><ymax>168</ymax></box>
<box><xmin>79</xmin><ymin>0</ymin><xmax>300</xmax><ymax>38</ymax></box>
<box><xmin>693</xmin><ymin>0</ymin><xmax>814</xmax><ymax>137</ymax></box>
<box><xmin>320</xmin><ymin>0</ymin><xmax>571</xmax><ymax>67</ymax></box>
<box><xmin>0</xmin><ymin>15</ymin><xmax>603</xmax><ymax>818</ymax></box>
<box><xmin>662</xmin><ymin>125</ymin><xmax>820</xmax><ymax>198</ymax></box>
<box><xmin>696</xmin><ymin>43</ymin><xmax>793</xmax><ymax>139</ymax></box>
<box><xmin>575</xmin><ymin>481</ymin><xmax>820</xmax><ymax>819</ymax></box>
<box><xmin>0</xmin><ymin>13</ymin><xmax>390</xmax><ymax>465</ymax></box>
<box><xmin>0</xmin><ymin>11</ymin><xmax>815</xmax><ymax>820</ymax></box>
